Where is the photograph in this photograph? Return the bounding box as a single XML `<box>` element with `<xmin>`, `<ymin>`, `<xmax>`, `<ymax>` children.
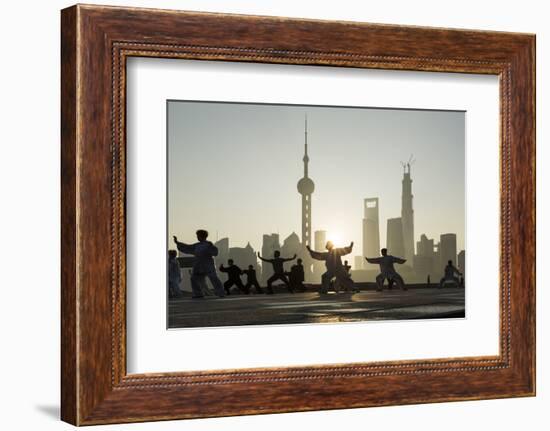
<box><xmin>167</xmin><ymin>101</ymin><xmax>466</xmax><ymax>328</ymax></box>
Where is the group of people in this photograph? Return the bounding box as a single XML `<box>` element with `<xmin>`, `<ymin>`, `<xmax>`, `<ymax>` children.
<box><xmin>219</xmin><ymin>257</ymin><xmax>306</xmax><ymax>295</ymax></box>
<box><xmin>169</xmin><ymin>229</ymin><xmax>306</xmax><ymax>299</ymax></box>
<box><xmin>168</xmin><ymin>229</ymin><xmax>463</xmax><ymax>299</ymax></box>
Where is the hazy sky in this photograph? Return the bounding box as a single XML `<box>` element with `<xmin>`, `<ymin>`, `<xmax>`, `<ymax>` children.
<box><xmin>168</xmin><ymin>101</ymin><xmax>465</xmax><ymax>257</ymax></box>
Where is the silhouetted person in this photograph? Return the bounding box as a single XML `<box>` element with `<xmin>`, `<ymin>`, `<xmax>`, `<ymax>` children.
<box><xmin>439</xmin><ymin>260</ymin><xmax>462</xmax><ymax>289</ymax></box>
<box><xmin>287</xmin><ymin>258</ymin><xmax>305</xmax><ymax>292</ymax></box>
<box><xmin>307</xmin><ymin>241</ymin><xmax>355</xmax><ymax>294</ymax></box>
<box><xmin>168</xmin><ymin>250</ymin><xmax>182</xmax><ymax>298</ymax></box>
<box><xmin>242</xmin><ymin>265</ymin><xmax>263</xmax><ymax>294</ymax></box>
<box><xmin>366</xmin><ymin>248</ymin><xmax>407</xmax><ymax>292</ymax></box>
<box><xmin>334</xmin><ymin>259</ymin><xmax>357</xmax><ymax>293</ymax></box>
<box><xmin>258</xmin><ymin>251</ymin><xmax>296</xmax><ymax>294</ymax></box>
<box><xmin>427</xmin><ymin>274</ymin><xmax>431</xmax><ymax>287</ymax></box>
<box><xmin>173</xmin><ymin>230</ymin><xmax>225</xmax><ymax>298</ymax></box>
<box><xmin>219</xmin><ymin>259</ymin><xmax>248</xmax><ymax>294</ymax></box>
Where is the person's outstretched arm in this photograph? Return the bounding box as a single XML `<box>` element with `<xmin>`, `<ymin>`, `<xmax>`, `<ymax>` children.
<box><xmin>337</xmin><ymin>241</ymin><xmax>354</xmax><ymax>256</ymax></box>
<box><xmin>366</xmin><ymin>257</ymin><xmax>382</xmax><ymax>264</ymax></box>
<box><xmin>257</xmin><ymin>252</ymin><xmax>272</xmax><ymax>263</ymax></box>
<box><xmin>306</xmin><ymin>245</ymin><xmax>327</xmax><ymax>261</ymax></box>
<box><xmin>219</xmin><ymin>264</ymin><xmax>227</xmax><ymax>272</ymax></box>
<box><xmin>173</xmin><ymin>235</ymin><xmax>195</xmax><ymax>255</ymax></box>
<box><xmin>283</xmin><ymin>254</ymin><xmax>297</xmax><ymax>262</ymax></box>
<box><xmin>393</xmin><ymin>257</ymin><xmax>407</xmax><ymax>264</ymax></box>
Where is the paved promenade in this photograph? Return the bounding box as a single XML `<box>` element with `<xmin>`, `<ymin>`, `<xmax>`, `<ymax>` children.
<box><xmin>168</xmin><ymin>286</ymin><xmax>465</xmax><ymax>328</ymax></box>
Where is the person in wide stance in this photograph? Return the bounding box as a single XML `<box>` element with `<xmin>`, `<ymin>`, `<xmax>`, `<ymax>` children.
<box><xmin>366</xmin><ymin>248</ymin><xmax>407</xmax><ymax>292</ymax></box>
<box><xmin>307</xmin><ymin>241</ymin><xmax>355</xmax><ymax>294</ymax></box>
<box><xmin>287</xmin><ymin>258</ymin><xmax>306</xmax><ymax>292</ymax></box>
<box><xmin>173</xmin><ymin>230</ymin><xmax>225</xmax><ymax>298</ymax></box>
<box><xmin>257</xmin><ymin>251</ymin><xmax>296</xmax><ymax>294</ymax></box>
<box><xmin>242</xmin><ymin>265</ymin><xmax>264</xmax><ymax>294</ymax></box>
<box><xmin>439</xmin><ymin>260</ymin><xmax>463</xmax><ymax>288</ymax></box>
<box><xmin>219</xmin><ymin>259</ymin><xmax>249</xmax><ymax>295</ymax></box>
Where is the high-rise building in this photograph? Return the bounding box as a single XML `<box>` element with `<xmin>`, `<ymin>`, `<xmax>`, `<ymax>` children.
<box><xmin>401</xmin><ymin>162</ymin><xmax>415</xmax><ymax>265</ymax></box>
<box><xmin>297</xmin><ymin>115</ymin><xmax>315</xmax><ymax>249</ymax></box>
<box><xmin>281</xmin><ymin>232</ymin><xmax>302</xmax><ymax>260</ymax></box>
<box><xmin>416</xmin><ymin>234</ymin><xmax>435</xmax><ymax>257</ymax></box>
<box><xmin>313</xmin><ymin>230</ymin><xmax>327</xmax><ymax>282</ymax></box>
<box><xmin>214</xmin><ymin>237</ymin><xmax>230</xmax><ymax>266</ymax></box>
<box><xmin>439</xmin><ymin>233</ymin><xmax>457</xmax><ymax>274</ymax></box>
<box><xmin>362</xmin><ymin>197</ymin><xmax>380</xmax><ymax>268</ymax></box>
<box><xmin>414</xmin><ymin>234</ymin><xmax>435</xmax><ymax>281</ymax></box>
<box><xmin>314</xmin><ymin>230</ymin><xmax>326</xmax><ymax>252</ymax></box>
<box><xmin>386</xmin><ymin>217</ymin><xmax>405</xmax><ymax>258</ymax></box>
<box><xmin>229</xmin><ymin>242</ymin><xmax>257</xmax><ymax>270</ymax></box>
<box><xmin>458</xmin><ymin>250</ymin><xmax>466</xmax><ymax>276</ymax></box>
<box><xmin>296</xmin><ymin>115</ymin><xmax>316</xmax><ymax>282</ymax></box>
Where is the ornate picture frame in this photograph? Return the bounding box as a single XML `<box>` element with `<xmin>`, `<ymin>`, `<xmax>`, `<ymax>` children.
<box><xmin>61</xmin><ymin>4</ymin><xmax>535</xmax><ymax>425</ymax></box>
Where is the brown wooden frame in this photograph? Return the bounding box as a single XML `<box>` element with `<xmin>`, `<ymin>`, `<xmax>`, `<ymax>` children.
<box><xmin>61</xmin><ymin>4</ymin><xmax>535</xmax><ymax>426</ymax></box>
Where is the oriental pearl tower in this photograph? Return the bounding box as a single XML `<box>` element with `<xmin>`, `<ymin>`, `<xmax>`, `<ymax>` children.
<box><xmin>297</xmin><ymin>115</ymin><xmax>315</xmax><ymax>248</ymax></box>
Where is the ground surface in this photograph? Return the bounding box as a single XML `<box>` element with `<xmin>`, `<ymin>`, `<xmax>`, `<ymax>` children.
<box><xmin>168</xmin><ymin>286</ymin><xmax>465</xmax><ymax>328</ymax></box>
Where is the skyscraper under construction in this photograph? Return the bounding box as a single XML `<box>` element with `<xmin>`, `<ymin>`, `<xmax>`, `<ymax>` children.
<box><xmin>362</xmin><ymin>197</ymin><xmax>380</xmax><ymax>269</ymax></box>
<box><xmin>401</xmin><ymin>161</ymin><xmax>415</xmax><ymax>264</ymax></box>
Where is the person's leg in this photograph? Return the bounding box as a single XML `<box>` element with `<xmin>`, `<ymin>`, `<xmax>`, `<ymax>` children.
<box><xmin>199</xmin><ymin>276</ymin><xmax>212</xmax><ymax>296</ymax></box>
<box><xmin>206</xmin><ymin>271</ymin><xmax>225</xmax><ymax>297</ymax></box>
<box><xmin>266</xmin><ymin>274</ymin><xmax>277</xmax><ymax>294</ymax></box>
<box><xmin>375</xmin><ymin>273</ymin><xmax>385</xmax><ymax>291</ymax></box>
<box><xmin>279</xmin><ymin>274</ymin><xmax>293</xmax><ymax>293</ymax></box>
<box><xmin>236</xmin><ymin>278</ymin><xmax>249</xmax><ymax>294</ymax></box>
<box><xmin>320</xmin><ymin>271</ymin><xmax>333</xmax><ymax>294</ymax></box>
<box><xmin>439</xmin><ymin>277</ymin><xmax>446</xmax><ymax>289</ymax></box>
<box><xmin>252</xmin><ymin>280</ymin><xmax>263</xmax><ymax>293</ymax></box>
<box><xmin>452</xmin><ymin>276</ymin><xmax>460</xmax><ymax>287</ymax></box>
<box><xmin>190</xmin><ymin>274</ymin><xmax>205</xmax><ymax>298</ymax></box>
<box><xmin>334</xmin><ymin>278</ymin><xmax>341</xmax><ymax>293</ymax></box>
<box><xmin>337</xmin><ymin>273</ymin><xmax>355</xmax><ymax>292</ymax></box>
<box><xmin>224</xmin><ymin>280</ymin><xmax>234</xmax><ymax>295</ymax></box>
<box><xmin>394</xmin><ymin>273</ymin><xmax>407</xmax><ymax>290</ymax></box>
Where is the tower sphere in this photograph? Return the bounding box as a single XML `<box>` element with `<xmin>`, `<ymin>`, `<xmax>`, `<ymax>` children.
<box><xmin>297</xmin><ymin>177</ymin><xmax>315</xmax><ymax>195</ymax></box>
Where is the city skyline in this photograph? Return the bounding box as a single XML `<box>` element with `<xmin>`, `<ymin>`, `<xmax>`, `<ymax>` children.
<box><xmin>168</xmin><ymin>101</ymin><xmax>465</xmax><ymax>260</ymax></box>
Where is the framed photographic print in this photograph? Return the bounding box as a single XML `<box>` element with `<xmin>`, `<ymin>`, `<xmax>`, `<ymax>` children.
<box><xmin>61</xmin><ymin>4</ymin><xmax>535</xmax><ymax>425</ymax></box>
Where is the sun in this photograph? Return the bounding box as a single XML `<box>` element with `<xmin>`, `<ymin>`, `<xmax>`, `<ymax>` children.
<box><xmin>327</xmin><ymin>231</ymin><xmax>343</xmax><ymax>247</ymax></box>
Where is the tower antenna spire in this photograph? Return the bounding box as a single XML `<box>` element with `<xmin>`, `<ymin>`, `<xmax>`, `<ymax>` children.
<box><xmin>305</xmin><ymin>114</ymin><xmax>308</xmax><ymax>153</ymax></box>
<box><xmin>303</xmin><ymin>114</ymin><xmax>310</xmax><ymax>177</ymax></box>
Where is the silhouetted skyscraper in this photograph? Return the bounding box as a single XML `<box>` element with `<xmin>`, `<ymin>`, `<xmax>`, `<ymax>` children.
<box><xmin>297</xmin><ymin>115</ymin><xmax>315</xmax><ymax>248</ymax></box>
<box><xmin>457</xmin><ymin>249</ymin><xmax>466</xmax><ymax>276</ymax></box>
<box><xmin>229</xmin><ymin>242</ymin><xmax>257</xmax><ymax>270</ymax></box>
<box><xmin>401</xmin><ymin>162</ymin><xmax>415</xmax><ymax>265</ymax></box>
<box><xmin>414</xmin><ymin>233</ymin><xmax>435</xmax><ymax>280</ymax></box>
<box><xmin>439</xmin><ymin>233</ymin><xmax>457</xmax><ymax>273</ymax></box>
<box><xmin>387</xmin><ymin>217</ymin><xmax>405</xmax><ymax>258</ymax></box>
<box><xmin>362</xmin><ymin>197</ymin><xmax>380</xmax><ymax>269</ymax></box>
<box><xmin>281</xmin><ymin>232</ymin><xmax>302</xmax><ymax>260</ymax></box>
<box><xmin>214</xmin><ymin>237</ymin><xmax>230</xmax><ymax>266</ymax></box>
